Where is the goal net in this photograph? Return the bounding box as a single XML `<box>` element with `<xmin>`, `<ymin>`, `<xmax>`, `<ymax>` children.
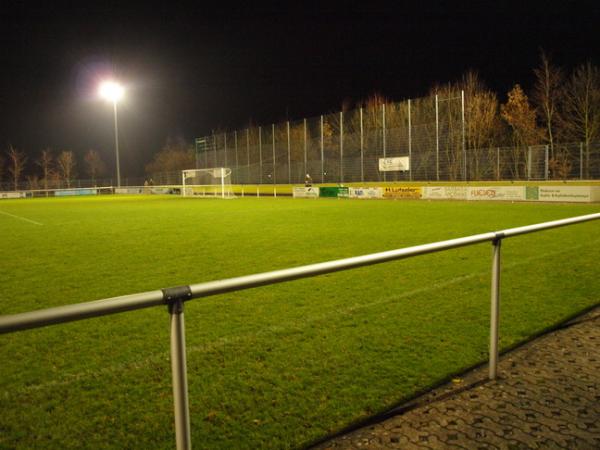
<box><xmin>181</xmin><ymin>168</ymin><xmax>235</xmax><ymax>198</ymax></box>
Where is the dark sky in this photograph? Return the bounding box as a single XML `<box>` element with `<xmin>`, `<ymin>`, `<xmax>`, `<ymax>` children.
<box><xmin>1</xmin><ymin>3</ymin><xmax>599</xmax><ymax>177</ymax></box>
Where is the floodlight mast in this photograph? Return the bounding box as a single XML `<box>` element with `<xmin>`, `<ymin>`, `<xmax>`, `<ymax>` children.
<box><xmin>99</xmin><ymin>81</ymin><xmax>124</xmax><ymax>188</ymax></box>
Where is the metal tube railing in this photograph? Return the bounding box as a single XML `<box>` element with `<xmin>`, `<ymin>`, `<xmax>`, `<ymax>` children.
<box><xmin>489</xmin><ymin>238</ymin><xmax>501</xmax><ymax>380</ymax></box>
<box><xmin>1</xmin><ymin>212</ymin><xmax>599</xmax><ymax>449</ymax></box>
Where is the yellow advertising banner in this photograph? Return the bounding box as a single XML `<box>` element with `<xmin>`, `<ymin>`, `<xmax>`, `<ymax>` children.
<box><xmin>382</xmin><ymin>186</ymin><xmax>422</xmax><ymax>199</ymax></box>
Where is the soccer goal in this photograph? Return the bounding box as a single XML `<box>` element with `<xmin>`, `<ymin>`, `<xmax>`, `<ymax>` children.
<box><xmin>181</xmin><ymin>168</ymin><xmax>235</xmax><ymax>198</ymax></box>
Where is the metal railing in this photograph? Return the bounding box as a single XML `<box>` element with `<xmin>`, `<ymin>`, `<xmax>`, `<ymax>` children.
<box><xmin>1</xmin><ymin>213</ymin><xmax>599</xmax><ymax>449</ymax></box>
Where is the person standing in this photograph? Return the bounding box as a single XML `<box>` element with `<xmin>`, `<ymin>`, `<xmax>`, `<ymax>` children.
<box><xmin>304</xmin><ymin>173</ymin><xmax>313</xmax><ymax>187</ymax></box>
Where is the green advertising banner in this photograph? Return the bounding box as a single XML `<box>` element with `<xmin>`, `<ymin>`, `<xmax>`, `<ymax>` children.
<box><xmin>319</xmin><ymin>187</ymin><xmax>349</xmax><ymax>198</ymax></box>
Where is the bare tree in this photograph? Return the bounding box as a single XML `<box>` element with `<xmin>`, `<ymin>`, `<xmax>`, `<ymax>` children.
<box><xmin>532</xmin><ymin>51</ymin><xmax>563</xmax><ymax>159</ymax></box>
<box><xmin>36</xmin><ymin>148</ymin><xmax>54</xmax><ymax>190</ymax></box>
<box><xmin>7</xmin><ymin>145</ymin><xmax>28</xmax><ymax>190</ymax></box>
<box><xmin>501</xmin><ymin>85</ymin><xmax>542</xmax><ymax>178</ymax></box>
<box><xmin>27</xmin><ymin>175</ymin><xmax>41</xmax><ymax>190</ymax></box>
<box><xmin>145</xmin><ymin>138</ymin><xmax>195</xmax><ymax>176</ymax></box>
<box><xmin>457</xmin><ymin>71</ymin><xmax>502</xmax><ymax>179</ymax></box>
<box><xmin>84</xmin><ymin>149</ymin><xmax>106</xmax><ymax>185</ymax></box>
<box><xmin>57</xmin><ymin>151</ymin><xmax>77</xmax><ymax>188</ymax></box>
<box><xmin>559</xmin><ymin>61</ymin><xmax>600</xmax><ymax>178</ymax></box>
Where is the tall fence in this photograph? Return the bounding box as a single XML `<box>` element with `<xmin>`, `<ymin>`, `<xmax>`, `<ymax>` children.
<box><xmin>1</xmin><ymin>213</ymin><xmax>599</xmax><ymax>449</ymax></box>
<box><xmin>3</xmin><ymin>90</ymin><xmax>599</xmax><ymax>192</ymax></box>
<box><xmin>195</xmin><ymin>93</ymin><xmax>600</xmax><ymax>184</ymax></box>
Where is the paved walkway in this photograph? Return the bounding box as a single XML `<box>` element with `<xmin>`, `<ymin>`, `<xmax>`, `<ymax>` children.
<box><xmin>314</xmin><ymin>306</ymin><xmax>600</xmax><ymax>449</ymax></box>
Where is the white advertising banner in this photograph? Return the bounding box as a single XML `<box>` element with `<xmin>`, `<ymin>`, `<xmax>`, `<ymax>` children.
<box><xmin>536</xmin><ymin>186</ymin><xmax>598</xmax><ymax>203</ymax></box>
<box><xmin>115</xmin><ymin>187</ymin><xmax>144</xmax><ymax>194</ymax></box>
<box><xmin>150</xmin><ymin>187</ymin><xmax>174</xmax><ymax>195</ymax></box>
<box><xmin>349</xmin><ymin>187</ymin><xmax>383</xmax><ymax>199</ymax></box>
<box><xmin>293</xmin><ymin>187</ymin><xmax>320</xmax><ymax>198</ymax></box>
<box><xmin>378</xmin><ymin>157</ymin><xmax>410</xmax><ymax>172</ymax></box>
<box><xmin>467</xmin><ymin>186</ymin><xmax>526</xmax><ymax>201</ymax></box>
<box><xmin>0</xmin><ymin>192</ymin><xmax>26</xmax><ymax>199</ymax></box>
<box><xmin>422</xmin><ymin>186</ymin><xmax>468</xmax><ymax>200</ymax></box>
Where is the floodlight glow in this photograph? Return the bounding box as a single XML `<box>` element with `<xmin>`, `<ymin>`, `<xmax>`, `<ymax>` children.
<box><xmin>98</xmin><ymin>81</ymin><xmax>124</xmax><ymax>102</ymax></box>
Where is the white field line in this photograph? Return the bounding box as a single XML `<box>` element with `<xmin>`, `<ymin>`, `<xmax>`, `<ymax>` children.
<box><xmin>2</xmin><ymin>242</ymin><xmax>597</xmax><ymax>397</ymax></box>
<box><xmin>0</xmin><ymin>210</ymin><xmax>43</xmax><ymax>226</ymax></box>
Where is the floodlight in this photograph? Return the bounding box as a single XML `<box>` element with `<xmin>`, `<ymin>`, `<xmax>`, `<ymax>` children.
<box><xmin>98</xmin><ymin>81</ymin><xmax>124</xmax><ymax>102</ymax></box>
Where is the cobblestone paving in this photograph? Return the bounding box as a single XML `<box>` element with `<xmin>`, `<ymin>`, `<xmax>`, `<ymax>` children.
<box><xmin>314</xmin><ymin>306</ymin><xmax>600</xmax><ymax>449</ymax></box>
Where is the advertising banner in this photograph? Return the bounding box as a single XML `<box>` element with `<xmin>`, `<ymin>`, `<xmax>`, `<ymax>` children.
<box><xmin>55</xmin><ymin>189</ymin><xmax>98</xmax><ymax>197</ymax></box>
<box><xmin>150</xmin><ymin>187</ymin><xmax>176</xmax><ymax>195</ymax></box>
<box><xmin>319</xmin><ymin>187</ymin><xmax>349</xmax><ymax>198</ymax></box>
<box><xmin>115</xmin><ymin>188</ymin><xmax>144</xmax><ymax>194</ymax></box>
<box><xmin>293</xmin><ymin>187</ymin><xmax>320</xmax><ymax>198</ymax></box>
<box><xmin>467</xmin><ymin>186</ymin><xmax>525</xmax><ymax>201</ymax></box>
<box><xmin>0</xmin><ymin>192</ymin><xmax>26</xmax><ymax>199</ymax></box>
<box><xmin>422</xmin><ymin>186</ymin><xmax>467</xmax><ymax>200</ymax></box>
<box><xmin>534</xmin><ymin>186</ymin><xmax>598</xmax><ymax>203</ymax></box>
<box><xmin>349</xmin><ymin>187</ymin><xmax>383</xmax><ymax>199</ymax></box>
<box><xmin>383</xmin><ymin>186</ymin><xmax>422</xmax><ymax>199</ymax></box>
<box><xmin>378</xmin><ymin>157</ymin><xmax>410</xmax><ymax>172</ymax></box>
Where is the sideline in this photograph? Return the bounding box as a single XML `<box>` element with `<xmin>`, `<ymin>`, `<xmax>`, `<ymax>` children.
<box><xmin>0</xmin><ymin>209</ymin><xmax>43</xmax><ymax>226</ymax></box>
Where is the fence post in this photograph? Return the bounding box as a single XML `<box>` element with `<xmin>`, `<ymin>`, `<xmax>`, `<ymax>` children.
<box><xmin>544</xmin><ymin>144</ymin><xmax>549</xmax><ymax>180</ymax></box>
<box><xmin>303</xmin><ymin>118</ymin><xmax>307</xmax><ymax>178</ymax></box>
<box><xmin>580</xmin><ymin>142</ymin><xmax>584</xmax><ymax>180</ymax></box>
<box><xmin>321</xmin><ymin>115</ymin><xmax>325</xmax><ymax>183</ymax></box>
<box><xmin>408</xmin><ymin>99</ymin><xmax>412</xmax><ymax>181</ymax></box>
<box><xmin>168</xmin><ymin>297</ymin><xmax>192</xmax><ymax>450</ymax></box>
<box><xmin>489</xmin><ymin>237</ymin><xmax>501</xmax><ymax>380</ymax></box>
<box><xmin>234</xmin><ymin>131</ymin><xmax>239</xmax><ymax>184</ymax></box>
<box><xmin>224</xmin><ymin>133</ymin><xmax>228</xmax><ymax>169</ymax></box>
<box><xmin>246</xmin><ymin>129</ymin><xmax>250</xmax><ymax>184</ymax></box>
<box><xmin>272</xmin><ymin>124</ymin><xmax>276</xmax><ymax>184</ymax></box>
<box><xmin>287</xmin><ymin>121</ymin><xmax>291</xmax><ymax>184</ymax></box>
<box><xmin>213</xmin><ymin>132</ymin><xmax>217</xmax><ymax>168</ymax></box>
<box><xmin>382</xmin><ymin>103</ymin><xmax>386</xmax><ymax>182</ymax></box>
<box><xmin>360</xmin><ymin>107</ymin><xmax>364</xmax><ymax>183</ymax></box>
<box><xmin>497</xmin><ymin>147</ymin><xmax>500</xmax><ymax>181</ymax></box>
<box><xmin>462</xmin><ymin>90</ymin><xmax>466</xmax><ymax>181</ymax></box>
<box><xmin>527</xmin><ymin>147</ymin><xmax>532</xmax><ymax>180</ymax></box>
<box><xmin>259</xmin><ymin>126</ymin><xmax>262</xmax><ymax>184</ymax></box>
<box><xmin>340</xmin><ymin>111</ymin><xmax>344</xmax><ymax>183</ymax></box>
<box><xmin>435</xmin><ymin>94</ymin><xmax>440</xmax><ymax>181</ymax></box>
<box><xmin>205</xmin><ymin>142</ymin><xmax>209</xmax><ymax>169</ymax></box>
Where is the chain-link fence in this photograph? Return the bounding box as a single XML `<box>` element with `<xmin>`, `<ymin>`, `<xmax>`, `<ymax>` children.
<box><xmin>3</xmin><ymin>92</ymin><xmax>599</xmax><ymax>192</ymax></box>
<box><xmin>194</xmin><ymin>92</ymin><xmax>600</xmax><ymax>184</ymax></box>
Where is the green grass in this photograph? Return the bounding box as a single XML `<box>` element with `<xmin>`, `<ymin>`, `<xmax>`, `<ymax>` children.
<box><xmin>0</xmin><ymin>196</ymin><xmax>598</xmax><ymax>449</ymax></box>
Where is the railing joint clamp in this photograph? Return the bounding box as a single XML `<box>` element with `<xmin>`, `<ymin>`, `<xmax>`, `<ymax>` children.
<box><xmin>162</xmin><ymin>286</ymin><xmax>192</xmax><ymax>314</ymax></box>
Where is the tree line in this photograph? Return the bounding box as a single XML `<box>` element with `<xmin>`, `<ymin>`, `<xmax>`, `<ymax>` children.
<box><xmin>0</xmin><ymin>148</ymin><xmax>107</xmax><ymax>191</ymax></box>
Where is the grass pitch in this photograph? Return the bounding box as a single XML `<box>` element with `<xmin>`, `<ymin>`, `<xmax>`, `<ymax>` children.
<box><xmin>0</xmin><ymin>196</ymin><xmax>599</xmax><ymax>449</ymax></box>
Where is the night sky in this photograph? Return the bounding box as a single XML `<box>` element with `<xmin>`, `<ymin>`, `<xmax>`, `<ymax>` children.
<box><xmin>1</xmin><ymin>3</ymin><xmax>599</xmax><ymax>177</ymax></box>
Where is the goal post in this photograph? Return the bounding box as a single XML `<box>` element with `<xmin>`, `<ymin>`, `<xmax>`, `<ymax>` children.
<box><xmin>181</xmin><ymin>168</ymin><xmax>235</xmax><ymax>198</ymax></box>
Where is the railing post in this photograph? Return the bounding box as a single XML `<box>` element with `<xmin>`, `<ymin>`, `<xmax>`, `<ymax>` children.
<box><xmin>435</xmin><ymin>94</ymin><xmax>440</xmax><ymax>181</ymax></box>
<box><xmin>489</xmin><ymin>236</ymin><xmax>501</xmax><ymax>380</ymax></box>
<box><xmin>164</xmin><ymin>287</ymin><xmax>192</xmax><ymax>450</ymax></box>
